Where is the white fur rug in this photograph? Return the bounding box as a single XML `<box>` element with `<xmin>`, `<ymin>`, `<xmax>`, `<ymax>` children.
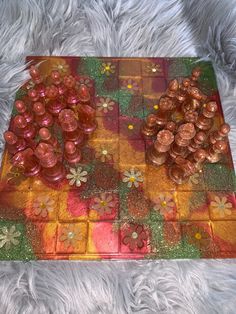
<box><xmin>0</xmin><ymin>0</ymin><xmax>236</xmax><ymax>313</ymax></box>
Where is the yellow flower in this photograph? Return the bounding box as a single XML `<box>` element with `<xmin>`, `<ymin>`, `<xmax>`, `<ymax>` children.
<box><xmin>121</xmin><ymin>79</ymin><xmax>139</xmax><ymax>93</ymax></box>
<box><xmin>210</xmin><ymin>196</ymin><xmax>232</xmax><ymax>218</ymax></box>
<box><xmin>0</xmin><ymin>226</ymin><xmax>21</xmax><ymax>250</ymax></box>
<box><xmin>101</xmin><ymin>62</ymin><xmax>116</xmax><ymax>76</ymax></box>
<box><xmin>122</xmin><ymin>168</ymin><xmax>144</xmax><ymax>188</ymax></box>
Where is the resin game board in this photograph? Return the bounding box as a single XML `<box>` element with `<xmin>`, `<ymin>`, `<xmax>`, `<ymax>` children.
<box><xmin>0</xmin><ymin>56</ymin><xmax>235</xmax><ymax>260</ymax></box>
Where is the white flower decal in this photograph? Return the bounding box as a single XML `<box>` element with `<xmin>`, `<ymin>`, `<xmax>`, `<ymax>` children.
<box><xmin>66</xmin><ymin>166</ymin><xmax>88</xmax><ymax>187</ymax></box>
<box><xmin>0</xmin><ymin>226</ymin><xmax>21</xmax><ymax>250</ymax></box>
<box><xmin>210</xmin><ymin>196</ymin><xmax>232</xmax><ymax>218</ymax></box>
<box><xmin>96</xmin><ymin>97</ymin><xmax>115</xmax><ymax>113</ymax></box>
<box><xmin>92</xmin><ymin>193</ymin><xmax>115</xmax><ymax>215</ymax></box>
<box><xmin>59</xmin><ymin>225</ymin><xmax>84</xmax><ymax>248</ymax></box>
<box><xmin>154</xmin><ymin>194</ymin><xmax>175</xmax><ymax>215</ymax></box>
<box><xmin>122</xmin><ymin>168</ymin><xmax>144</xmax><ymax>188</ymax></box>
<box><xmin>33</xmin><ymin>195</ymin><xmax>56</xmax><ymax>218</ymax></box>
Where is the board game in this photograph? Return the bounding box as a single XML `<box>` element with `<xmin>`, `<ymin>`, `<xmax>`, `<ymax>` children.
<box><xmin>0</xmin><ymin>56</ymin><xmax>235</xmax><ymax>260</ymax></box>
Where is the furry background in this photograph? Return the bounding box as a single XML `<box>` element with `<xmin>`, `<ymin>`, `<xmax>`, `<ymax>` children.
<box><xmin>0</xmin><ymin>0</ymin><xmax>236</xmax><ymax>313</ymax></box>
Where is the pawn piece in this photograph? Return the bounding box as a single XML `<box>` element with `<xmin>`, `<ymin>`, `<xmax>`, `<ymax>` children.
<box><xmin>188</xmin><ymin>148</ymin><xmax>207</xmax><ymax>171</ymax></box>
<box><xmin>184</xmin><ymin>110</ymin><xmax>198</xmax><ymax>124</ymax></box>
<box><xmin>64</xmin><ymin>141</ymin><xmax>81</xmax><ymax>164</ymax></box>
<box><xmin>77</xmin><ymin>84</ymin><xmax>91</xmax><ymax>105</ymax></box>
<box><xmin>35</xmin><ymin>142</ymin><xmax>66</xmax><ymax>184</ymax></box>
<box><xmin>169</xmin><ymin>123</ymin><xmax>196</xmax><ymax>159</ymax></box>
<box><xmin>166</xmin><ymin>79</ymin><xmax>179</xmax><ymax>99</ymax></box>
<box><xmin>15</xmin><ymin>100</ymin><xmax>34</xmax><ymax>124</ymax></box>
<box><xmin>12</xmin><ymin>148</ymin><xmax>41</xmax><ymax>177</ymax></box>
<box><xmin>33</xmin><ymin>102</ymin><xmax>54</xmax><ymax>128</ymax></box>
<box><xmin>4</xmin><ymin>131</ymin><xmax>27</xmax><ymax>155</ymax></box>
<box><xmin>28</xmin><ymin>88</ymin><xmax>39</xmax><ymax>102</ymax></box>
<box><xmin>29</xmin><ymin>66</ymin><xmax>43</xmax><ymax>84</ymax></box>
<box><xmin>13</xmin><ymin>115</ymin><xmax>36</xmax><ymax>140</ymax></box>
<box><xmin>188</xmin><ymin>131</ymin><xmax>206</xmax><ymax>153</ymax></box>
<box><xmin>190</xmin><ymin>67</ymin><xmax>201</xmax><ymax>86</ymax></box>
<box><xmin>35</xmin><ymin>83</ymin><xmax>46</xmax><ymax>98</ymax></box>
<box><xmin>147</xmin><ymin>130</ymin><xmax>174</xmax><ymax>166</ymax></box>
<box><xmin>59</xmin><ymin>109</ymin><xmax>84</xmax><ymax>145</ymax></box>
<box><xmin>66</xmin><ymin>88</ymin><xmax>80</xmax><ymax>107</ymax></box>
<box><xmin>77</xmin><ymin>104</ymin><xmax>97</xmax><ymax>134</ymax></box>
<box><xmin>206</xmin><ymin>140</ymin><xmax>227</xmax><ymax>163</ymax></box>
<box><xmin>141</xmin><ymin>114</ymin><xmax>158</xmax><ymax>137</ymax></box>
<box><xmin>168</xmin><ymin>156</ymin><xmax>196</xmax><ymax>185</ymax></box>
<box><xmin>63</xmin><ymin>75</ymin><xmax>76</xmax><ymax>89</ymax></box>
<box><xmin>47</xmin><ymin>98</ymin><xmax>66</xmax><ymax>116</ymax></box>
<box><xmin>51</xmin><ymin>70</ymin><xmax>62</xmax><ymax>85</ymax></box>
<box><xmin>39</xmin><ymin>128</ymin><xmax>59</xmax><ymax>147</ymax></box>
<box><xmin>156</xmin><ymin>97</ymin><xmax>175</xmax><ymax>130</ymax></box>
<box><xmin>45</xmin><ymin>85</ymin><xmax>58</xmax><ymax>99</ymax></box>
<box><xmin>181</xmin><ymin>87</ymin><xmax>203</xmax><ymax>113</ymax></box>
<box><xmin>165</xmin><ymin>121</ymin><xmax>177</xmax><ymax>133</ymax></box>
<box><xmin>195</xmin><ymin>101</ymin><xmax>217</xmax><ymax>131</ymax></box>
<box><xmin>209</xmin><ymin>123</ymin><xmax>230</xmax><ymax>145</ymax></box>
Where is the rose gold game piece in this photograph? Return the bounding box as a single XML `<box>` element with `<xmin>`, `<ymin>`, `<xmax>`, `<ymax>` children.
<box><xmin>184</xmin><ymin>110</ymin><xmax>198</xmax><ymax>124</ymax></box>
<box><xmin>59</xmin><ymin>109</ymin><xmax>84</xmax><ymax>145</ymax></box>
<box><xmin>206</xmin><ymin>140</ymin><xmax>227</xmax><ymax>163</ymax></box>
<box><xmin>156</xmin><ymin>97</ymin><xmax>175</xmax><ymax>129</ymax></box>
<box><xmin>141</xmin><ymin>114</ymin><xmax>158</xmax><ymax>137</ymax></box>
<box><xmin>209</xmin><ymin>123</ymin><xmax>230</xmax><ymax>144</ymax></box>
<box><xmin>188</xmin><ymin>131</ymin><xmax>206</xmax><ymax>153</ymax></box>
<box><xmin>12</xmin><ymin>148</ymin><xmax>41</xmax><ymax>177</ymax></box>
<box><xmin>15</xmin><ymin>100</ymin><xmax>34</xmax><ymax>124</ymax></box>
<box><xmin>4</xmin><ymin>131</ymin><xmax>27</xmax><ymax>155</ymax></box>
<box><xmin>64</xmin><ymin>141</ymin><xmax>81</xmax><ymax>164</ymax></box>
<box><xmin>33</xmin><ymin>102</ymin><xmax>54</xmax><ymax>128</ymax></box>
<box><xmin>13</xmin><ymin>115</ymin><xmax>36</xmax><ymax>140</ymax></box>
<box><xmin>195</xmin><ymin>101</ymin><xmax>217</xmax><ymax>131</ymax></box>
<box><xmin>77</xmin><ymin>104</ymin><xmax>97</xmax><ymax>134</ymax></box>
<box><xmin>189</xmin><ymin>67</ymin><xmax>201</xmax><ymax>86</ymax></box>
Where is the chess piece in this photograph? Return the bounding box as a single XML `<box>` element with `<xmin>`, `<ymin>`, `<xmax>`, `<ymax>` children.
<box><xmin>141</xmin><ymin>114</ymin><xmax>158</xmax><ymax>137</ymax></box>
<box><xmin>39</xmin><ymin>128</ymin><xmax>59</xmax><ymax>147</ymax></box>
<box><xmin>209</xmin><ymin>123</ymin><xmax>230</xmax><ymax>144</ymax></box>
<box><xmin>190</xmin><ymin>67</ymin><xmax>201</xmax><ymax>86</ymax></box>
<box><xmin>12</xmin><ymin>148</ymin><xmax>41</xmax><ymax>177</ymax></box>
<box><xmin>165</xmin><ymin>121</ymin><xmax>177</xmax><ymax>133</ymax></box>
<box><xmin>206</xmin><ymin>140</ymin><xmax>227</xmax><ymax>163</ymax></box>
<box><xmin>64</xmin><ymin>141</ymin><xmax>81</xmax><ymax>164</ymax></box>
<box><xmin>147</xmin><ymin>130</ymin><xmax>174</xmax><ymax>166</ymax></box>
<box><xmin>156</xmin><ymin>97</ymin><xmax>175</xmax><ymax>129</ymax></box>
<box><xmin>29</xmin><ymin>66</ymin><xmax>43</xmax><ymax>84</ymax></box>
<box><xmin>63</xmin><ymin>75</ymin><xmax>76</xmax><ymax>89</ymax></box>
<box><xmin>182</xmin><ymin>87</ymin><xmax>204</xmax><ymax>113</ymax></box>
<box><xmin>168</xmin><ymin>156</ymin><xmax>196</xmax><ymax>184</ymax></box>
<box><xmin>4</xmin><ymin>131</ymin><xmax>27</xmax><ymax>155</ymax></box>
<box><xmin>45</xmin><ymin>85</ymin><xmax>58</xmax><ymax>99</ymax></box>
<box><xmin>77</xmin><ymin>104</ymin><xmax>97</xmax><ymax>134</ymax></box>
<box><xmin>169</xmin><ymin>123</ymin><xmax>196</xmax><ymax>159</ymax></box>
<box><xmin>188</xmin><ymin>131</ymin><xmax>206</xmax><ymax>153</ymax></box>
<box><xmin>184</xmin><ymin>110</ymin><xmax>198</xmax><ymax>124</ymax></box>
<box><xmin>58</xmin><ymin>83</ymin><xmax>67</xmax><ymax>96</ymax></box>
<box><xmin>77</xmin><ymin>84</ymin><xmax>91</xmax><ymax>106</ymax></box>
<box><xmin>51</xmin><ymin>70</ymin><xmax>62</xmax><ymax>85</ymax></box>
<box><xmin>35</xmin><ymin>83</ymin><xmax>46</xmax><ymax>98</ymax></box>
<box><xmin>166</xmin><ymin>79</ymin><xmax>179</xmax><ymax>99</ymax></box>
<box><xmin>188</xmin><ymin>148</ymin><xmax>207</xmax><ymax>171</ymax></box>
<box><xmin>13</xmin><ymin>115</ymin><xmax>36</xmax><ymax>140</ymax></box>
<box><xmin>33</xmin><ymin>102</ymin><xmax>54</xmax><ymax>128</ymax></box>
<box><xmin>28</xmin><ymin>88</ymin><xmax>39</xmax><ymax>102</ymax></box>
<box><xmin>35</xmin><ymin>142</ymin><xmax>66</xmax><ymax>183</ymax></box>
<box><xmin>195</xmin><ymin>101</ymin><xmax>217</xmax><ymax>131</ymax></box>
<box><xmin>46</xmin><ymin>85</ymin><xmax>66</xmax><ymax>116</ymax></box>
<box><xmin>179</xmin><ymin>78</ymin><xmax>191</xmax><ymax>95</ymax></box>
<box><xmin>15</xmin><ymin>100</ymin><xmax>34</xmax><ymax>124</ymax></box>
<box><xmin>59</xmin><ymin>109</ymin><xmax>84</xmax><ymax>145</ymax></box>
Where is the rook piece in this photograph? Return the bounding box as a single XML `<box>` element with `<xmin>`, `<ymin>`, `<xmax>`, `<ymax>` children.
<box><xmin>13</xmin><ymin>115</ymin><xmax>36</xmax><ymax>140</ymax></box>
<box><xmin>12</xmin><ymin>148</ymin><xmax>40</xmax><ymax>177</ymax></box>
<box><xmin>141</xmin><ymin>114</ymin><xmax>158</xmax><ymax>137</ymax></box>
<box><xmin>195</xmin><ymin>101</ymin><xmax>217</xmax><ymax>131</ymax></box>
<box><xmin>59</xmin><ymin>109</ymin><xmax>84</xmax><ymax>145</ymax></box>
<box><xmin>15</xmin><ymin>100</ymin><xmax>34</xmax><ymax>124</ymax></box>
<box><xmin>209</xmin><ymin>123</ymin><xmax>230</xmax><ymax>144</ymax></box>
<box><xmin>206</xmin><ymin>140</ymin><xmax>227</xmax><ymax>163</ymax></box>
<box><xmin>35</xmin><ymin>142</ymin><xmax>66</xmax><ymax>183</ymax></box>
<box><xmin>33</xmin><ymin>102</ymin><xmax>54</xmax><ymax>128</ymax></box>
<box><xmin>147</xmin><ymin>130</ymin><xmax>174</xmax><ymax>166</ymax></box>
<box><xmin>64</xmin><ymin>141</ymin><xmax>81</xmax><ymax>164</ymax></box>
<box><xmin>4</xmin><ymin>131</ymin><xmax>27</xmax><ymax>155</ymax></box>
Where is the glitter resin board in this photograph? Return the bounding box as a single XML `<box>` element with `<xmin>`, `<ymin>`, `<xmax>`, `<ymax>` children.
<box><xmin>0</xmin><ymin>56</ymin><xmax>236</xmax><ymax>261</ymax></box>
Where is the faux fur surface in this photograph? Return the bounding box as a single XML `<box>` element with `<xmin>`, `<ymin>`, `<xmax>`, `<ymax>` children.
<box><xmin>0</xmin><ymin>0</ymin><xmax>236</xmax><ymax>313</ymax></box>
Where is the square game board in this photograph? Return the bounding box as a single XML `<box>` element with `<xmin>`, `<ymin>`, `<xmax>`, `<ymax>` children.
<box><xmin>0</xmin><ymin>56</ymin><xmax>235</xmax><ymax>260</ymax></box>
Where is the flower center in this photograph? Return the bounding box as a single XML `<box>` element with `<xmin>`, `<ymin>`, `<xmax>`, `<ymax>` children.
<box><xmin>105</xmin><ymin>65</ymin><xmax>110</xmax><ymax>70</ymax></box>
<box><xmin>152</xmin><ymin>68</ymin><xmax>157</xmax><ymax>72</ymax></box>
<box><xmin>129</xmin><ymin>176</ymin><xmax>136</xmax><ymax>182</ymax></box>
<box><xmin>195</xmin><ymin>232</ymin><xmax>202</xmax><ymax>240</ymax></box>
<box><xmin>127</xmin><ymin>84</ymin><xmax>133</xmax><ymax>89</ymax></box>
<box><xmin>68</xmin><ymin>231</ymin><xmax>74</xmax><ymax>239</ymax></box>
<box><xmin>102</xmin><ymin>150</ymin><xmax>108</xmax><ymax>155</ymax></box>
<box><xmin>161</xmin><ymin>201</ymin><xmax>167</xmax><ymax>207</ymax></box>
<box><xmin>102</xmin><ymin>103</ymin><xmax>108</xmax><ymax>108</ymax></box>
<box><xmin>153</xmin><ymin>104</ymin><xmax>159</xmax><ymax>110</ymax></box>
<box><xmin>100</xmin><ymin>200</ymin><xmax>107</xmax><ymax>207</ymax></box>
<box><xmin>40</xmin><ymin>202</ymin><xmax>46</xmax><ymax>209</ymax></box>
<box><xmin>219</xmin><ymin>203</ymin><xmax>226</xmax><ymax>210</ymax></box>
<box><xmin>58</xmin><ymin>65</ymin><xmax>63</xmax><ymax>69</ymax></box>
<box><xmin>128</xmin><ymin>124</ymin><xmax>134</xmax><ymax>130</ymax></box>
<box><xmin>131</xmin><ymin>232</ymin><xmax>138</xmax><ymax>239</ymax></box>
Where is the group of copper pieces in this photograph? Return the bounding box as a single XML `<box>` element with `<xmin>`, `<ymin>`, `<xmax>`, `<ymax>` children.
<box><xmin>3</xmin><ymin>66</ymin><xmax>97</xmax><ymax>184</ymax></box>
<box><xmin>141</xmin><ymin>67</ymin><xmax>231</xmax><ymax>184</ymax></box>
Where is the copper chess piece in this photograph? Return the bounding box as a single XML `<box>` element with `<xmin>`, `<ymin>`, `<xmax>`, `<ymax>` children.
<box><xmin>189</xmin><ymin>67</ymin><xmax>201</xmax><ymax>86</ymax></box>
<box><xmin>141</xmin><ymin>114</ymin><xmax>158</xmax><ymax>137</ymax></box>
<box><xmin>166</xmin><ymin>79</ymin><xmax>179</xmax><ymax>99</ymax></box>
<box><xmin>195</xmin><ymin>101</ymin><xmax>217</xmax><ymax>131</ymax></box>
<box><xmin>209</xmin><ymin>123</ymin><xmax>230</xmax><ymax>144</ymax></box>
<box><xmin>165</xmin><ymin>121</ymin><xmax>177</xmax><ymax>133</ymax></box>
<box><xmin>15</xmin><ymin>100</ymin><xmax>34</xmax><ymax>124</ymax></box>
<box><xmin>35</xmin><ymin>142</ymin><xmax>66</xmax><ymax>184</ymax></box>
<box><xmin>156</xmin><ymin>97</ymin><xmax>175</xmax><ymax>130</ymax></box>
<box><xmin>4</xmin><ymin>131</ymin><xmax>27</xmax><ymax>155</ymax></box>
<box><xmin>206</xmin><ymin>140</ymin><xmax>227</xmax><ymax>163</ymax></box>
<box><xmin>33</xmin><ymin>102</ymin><xmax>54</xmax><ymax>128</ymax></box>
<box><xmin>13</xmin><ymin>115</ymin><xmax>36</xmax><ymax>140</ymax></box>
<box><xmin>77</xmin><ymin>104</ymin><xmax>97</xmax><ymax>134</ymax></box>
<box><xmin>188</xmin><ymin>148</ymin><xmax>207</xmax><ymax>171</ymax></box>
<box><xmin>147</xmin><ymin>129</ymin><xmax>174</xmax><ymax>166</ymax></box>
<box><xmin>184</xmin><ymin>110</ymin><xmax>198</xmax><ymax>124</ymax></box>
<box><xmin>12</xmin><ymin>148</ymin><xmax>41</xmax><ymax>177</ymax></box>
<box><xmin>59</xmin><ymin>109</ymin><xmax>84</xmax><ymax>145</ymax></box>
<box><xmin>64</xmin><ymin>141</ymin><xmax>81</xmax><ymax>164</ymax></box>
<box><xmin>188</xmin><ymin>131</ymin><xmax>206</xmax><ymax>153</ymax></box>
<box><xmin>168</xmin><ymin>155</ymin><xmax>196</xmax><ymax>185</ymax></box>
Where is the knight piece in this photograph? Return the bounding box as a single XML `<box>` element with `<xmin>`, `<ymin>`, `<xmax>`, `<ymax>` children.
<box><xmin>15</xmin><ymin>100</ymin><xmax>34</xmax><ymax>124</ymax></box>
<box><xmin>13</xmin><ymin>115</ymin><xmax>36</xmax><ymax>140</ymax></box>
<box><xmin>195</xmin><ymin>101</ymin><xmax>217</xmax><ymax>131</ymax></box>
<box><xmin>12</xmin><ymin>148</ymin><xmax>41</xmax><ymax>177</ymax></box>
<box><xmin>4</xmin><ymin>131</ymin><xmax>27</xmax><ymax>155</ymax></box>
<box><xmin>141</xmin><ymin>114</ymin><xmax>158</xmax><ymax>138</ymax></box>
<box><xmin>33</xmin><ymin>102</ymin><xmax>54</xmax><ymax>128</ymax></box>
<box><xmin>188</xmin><ymin>131</ymin><xmax>206</xmax><ymax>153</ymax></box>
<box><xmin>209</xmin><ymin>123</ymin><xmax>230</xmax><ymax>144</ymax></box>
<box><xmin>35</xmin><ymin>142</ymin><xmax>66</xmax><ymax>184</ymax></box>
<box><xmin>206</xmin><ymin>140</ymin><xmax>227</xmax><ymax>163</ymax></box>
<box><xmin>169</xmin><ymin>123</ymin><xmax>196</xmax><ymax>159</ymax></box>
<box><xmin>59</xmin><ymin>109</ymin><xmax>84</xmax><ymax>145</ymax></box>
<box><xmin>147</xmin><ymin>129</ymin><xmax>174</xmax><ymax>166</ymax></box>
<box><xmin>64</xmin><ymin>141</ymin><xmax>81</xmax><ymax>164</ymax></box>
